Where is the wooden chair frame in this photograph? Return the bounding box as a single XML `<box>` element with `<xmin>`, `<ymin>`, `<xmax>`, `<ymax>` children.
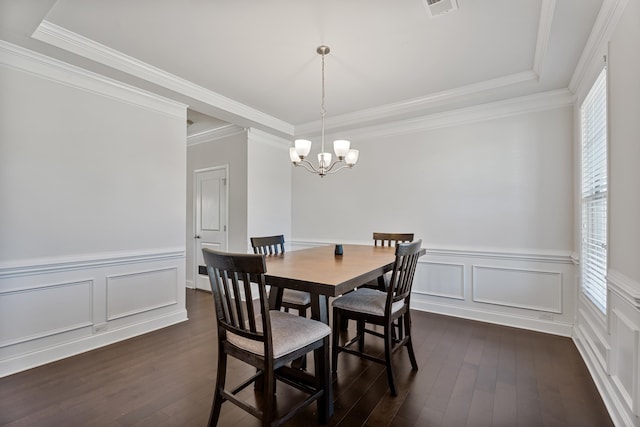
<box><xmin>203</xmin><ymin>248</ymin><xmax>330</xmax><ymax>426</ymax></box>
<box><xmin>250</xmin><ymin>235</ymin><xmax>312</xmax><ymax>316</ymax></box>
<box><xmin>332</xmin><ymin>239</ymin><xmax>423</xmax><ymax>396</ymax></box>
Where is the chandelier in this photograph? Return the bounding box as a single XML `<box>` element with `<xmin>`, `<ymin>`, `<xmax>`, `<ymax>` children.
<box><xmin>289</xmin><ymin>46</ymin><xmax>359</xmax><ymax>177</ymax></box>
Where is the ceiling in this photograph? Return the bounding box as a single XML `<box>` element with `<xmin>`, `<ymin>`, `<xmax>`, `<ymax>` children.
<box><xmin>0</xmin><ymin>0</ymin><xmax>604</xmax><ymax>138</ymax></box>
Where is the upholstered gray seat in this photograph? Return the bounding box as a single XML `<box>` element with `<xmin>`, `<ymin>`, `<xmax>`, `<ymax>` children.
<box><xmin>228</xmin><ymin>310</ymin><xmax>330</xmax><ymax>358</ymax></box>
<box><xmin>332</xmin><ymin>288</ymin><xmax>404</xmax><ymax>316</ymax></box>
<box><xmin>282</xmin><ymin>289</ymin><xmax>311</xmax><ymax>306</ymax></box>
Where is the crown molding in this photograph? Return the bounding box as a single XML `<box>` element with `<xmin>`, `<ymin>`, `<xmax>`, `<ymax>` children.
<box><xmin>324</xmin><ymin>88</ymin><xmax>573</xmax><ymax>141</ymax></box>
<box><xmin>295</xmin><ymin>70</ymin><xmax>539</xmax><ymax>137</ymax></box>
<box><xmin>31</xmin><ymin>20</ymin><xmax>294</xmax><ymax>136</ymax></box>
<box><xmin>247</xmin><ymin>128</ymin><xmax>291</xmax><ymax>149</ymax></box>
<box><xmin>569</xmin><ymin>0</ymin><xmax>629</xmax><ymax>97</ymax></box>
<box><xmin>0</xmin><ymin>40</ymin><xmax>186</xmax><ymax>119</ymax></box>
<box><xmin>533</xmin><ymin>0</ymin><xmax>556</xmax><ymax>78</ymax></box>
<box><xmin>186</xmin><ymin>124</ymin><xmax>246</xmax><ymax>146</ymax></box>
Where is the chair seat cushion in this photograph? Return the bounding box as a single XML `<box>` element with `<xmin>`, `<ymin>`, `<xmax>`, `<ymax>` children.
<box><xmin>227</xmin><ymin>311</ymin><xmax>330</xmax><ymax>358</ymax></box>
<box><xmin>332</xmin><ymin>288</ymin><xmax>405</xmax><ymax>316</ymax></box>
<box><xmin>282</xmin><ymin>289</ymin><xmax>311</xmax><ymax>306</ymax></box>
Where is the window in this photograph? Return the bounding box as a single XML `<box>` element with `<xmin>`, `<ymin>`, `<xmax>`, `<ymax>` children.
<box><xmin>580</xmin><ymin>66</ymin><xmax>608</xmax><ymax>313</ymax></box>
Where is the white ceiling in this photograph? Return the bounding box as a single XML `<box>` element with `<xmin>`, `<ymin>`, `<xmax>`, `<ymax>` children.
<box><xmin>0</xmin><ymin>0</ymin><xmax>604</xmax><ymax>137</ymax></box>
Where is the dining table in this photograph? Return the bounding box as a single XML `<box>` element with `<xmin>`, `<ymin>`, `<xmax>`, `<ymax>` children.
<box><xmin>263</xmin><ymin>243</ymin><xmax>399</xmax><ymax>417</ymax></box>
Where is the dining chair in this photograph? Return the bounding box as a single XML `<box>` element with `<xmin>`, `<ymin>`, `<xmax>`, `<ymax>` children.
<box><xmin>202</xmin><ymin>248</ymin><xmax>331</xmax><ymax>426</ymax></box>
<box><xmin>250</xmin><ymin>235</ymin><xmax>312</xmax><ymax>317</ymax></box>
<box><xmin>331</xmin><ymin>239</ymin><xmax>423</xmax><ymax>396</ymax></box>
<box><xmin>366</xmin><ymin>232</ymin><xmax>415</xmax><ymax>290</ymax></box>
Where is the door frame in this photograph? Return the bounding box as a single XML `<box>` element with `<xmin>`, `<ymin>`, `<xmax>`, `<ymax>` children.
<box><xmin>192</xmin><ymin>164</ymin><xmax>229</xmax><ymax>290</ymax></box>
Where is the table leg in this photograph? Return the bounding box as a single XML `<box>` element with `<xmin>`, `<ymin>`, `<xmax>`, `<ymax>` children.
<box><xmin>311</xmin><ymin>294</ymin><xmax>333</xmax><ymax>417</ymax></box>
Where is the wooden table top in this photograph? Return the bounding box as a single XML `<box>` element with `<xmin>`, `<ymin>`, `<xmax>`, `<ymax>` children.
<box><xmin>264</xmin><ymin>244</ymin><xmax>397</xmax><ymax>297</ymax></box>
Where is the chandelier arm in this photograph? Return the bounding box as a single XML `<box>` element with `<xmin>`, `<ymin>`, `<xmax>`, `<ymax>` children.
<box><xmin>323</xmin><ymin>158</ymin><xmax>344</xmax><ymax>173</ymax></box>
<box><xmin>296</xmin><ymin>159</ymin><xmax>321</xmax><ymax>174</ymax></box>
<box><xmin>324</xmin><ymin>164</ymin><xmax>354</xmax><ymax>175</ymax></box>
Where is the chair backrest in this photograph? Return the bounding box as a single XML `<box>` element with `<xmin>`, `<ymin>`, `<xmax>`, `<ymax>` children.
<box><xmin>250</xmin><ymin>235</ymin><xmax>285</xmax><ymax>255</ymax></box>
<box><xmin>202</xmin><ymin>248</ymin><xmax>273</xmax><ymax>354</ymax></box>
<box><xmin>387</xmin><ymin>239</ymin><xmax>422</xmax><ymax>310</ymax></box>
<box><xmin>373</xmin><ymin>232</ymin><xmax>415</xmax><ymax>247</ymax></box>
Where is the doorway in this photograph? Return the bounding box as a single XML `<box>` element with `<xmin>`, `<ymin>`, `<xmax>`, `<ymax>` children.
<box><xmin>193</xmin><ymin>166</ymin><xmax>228</xmax><ymax>291</ymax></box>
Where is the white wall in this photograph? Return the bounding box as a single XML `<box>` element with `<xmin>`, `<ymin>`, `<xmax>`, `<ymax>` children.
<box><xmin>0</xmin><ymin>43</ymin><xmax>187</xmax><ymax>377</ymax></box>
<box><xmin>573</xmin><ymin>1</ymin><xmax>640</xmax><ymax>425</ymax></box>
<box><xmin>247</xmin><ymin>129</ymin><xmax>292</xmax><ymax>249</ymax></box>
<box><xmin>292</xmin><ymin>101</ymin><xmax>576</xmax><ymax>335</ymax></box>
<box><xmin>186</xmin><ymin>126</ymin><xmax>248</xmax><ymax>289</ymax></box>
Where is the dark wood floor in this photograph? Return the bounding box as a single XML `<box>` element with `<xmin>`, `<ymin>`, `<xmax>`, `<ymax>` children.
<box><xmin>0</xmin><ymin>289</ymin><xmax>612</xmax><ymax>427</ymax></box>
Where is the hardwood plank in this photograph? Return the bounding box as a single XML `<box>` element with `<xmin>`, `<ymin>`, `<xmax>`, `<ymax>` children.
<box><xmin>0</xmin><ymin>290</ymin><xmax>613</xmax><ymax>427</ymax></box>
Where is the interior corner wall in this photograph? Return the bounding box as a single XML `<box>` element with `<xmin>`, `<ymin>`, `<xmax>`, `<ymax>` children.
<box><xmin>292</xmin><ymin>105</ymin><xmax>576</xmax><ymax>335</ymax></box>
<box><xmin>246</xmin><ymin>129</ymin><xmax>292</xmax><ymax>250</ymax></box>
<box><xmin>0</xmin><ymin>45</ymin><xmax>187</xmax><ymax>377</ymax></box>
<box><xmin>572</xmin><ymin>1</ymin><xmax>640</xmax><ymax>426</ymax></box>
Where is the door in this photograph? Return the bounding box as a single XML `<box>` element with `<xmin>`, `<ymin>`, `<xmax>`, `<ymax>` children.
<box><xmin>194</xmin><ymin>167</ymin><xmax>228</xmax><ymax>291</ymax></box>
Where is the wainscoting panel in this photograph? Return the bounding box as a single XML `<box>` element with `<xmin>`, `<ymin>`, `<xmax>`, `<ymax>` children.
<box><xmin>0</xmin><ymin>280</ymin><xmax>93</xmax><ymax>348</ymax></box>
<box><xmin>413</xmin><ymin>261</ymin><xmax>465</xmax><ymax>300</ymax></box>
<box><xmin>107</xmin><ymin>267</ymin><xmax>178</xmax><ymax>321</ymax></box>
<box><xmin>408</xmin><ymin>246</ymin><xmax>574</xmax><ymax>337</ymax></box>
<box><xmin>0</xmin><ymin>249</ymin><xmax>186</xmax><ymax>378</ymax></box>
<box><xmin>574</xmin><ymin>271</ymin><xmax>640</xmax><ymax>427</ymax></box>
<box><xmin>610</xmin><ymin>308</ymin><xmax>639</xmax><ymax>415</ymax></box>
<box><xmin>472</xmin><ymin>265</ymin><xmax>562</xmax><ymax>313</ymax></box>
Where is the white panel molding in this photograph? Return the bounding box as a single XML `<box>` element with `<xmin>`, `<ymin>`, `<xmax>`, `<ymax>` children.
<box><xmin>608</xmin><ymin>269</ymin><xmax>640</xmax><ymax>310</ymax></box>
<box><xmin>0</xmin><ymin>309</ymin><xmax>187</xmax><ymax>378</ymax></box>
<box><xmin>610</xmin><ymin>308</ymin><xmax>639</xmax><ymax>415</ymax></box>
<box><xmin>0</xmin><ymin>280</ymin><xmax>93</xmax><ymax>348</ymax></box>
<box><xmin>577</xmin><ymin>307</ymin><xmax>611</xmax><ymax>373</ymax></box>
<box><xmin>187</xmin><ymin>124</ymin><xmax>246</xmax><ymax>146</ymax></box>
<box><xmin>32</xmin><ymin>20</ymin><xmax>293</xmax><ymax>136</ymax></box>
<box><xmin>0</xmin><ymin>248</ymin><xmax>184</xmax><ymax>280</ymax></box>
<box><xmin>0</xmin><ymin>40</ymin><xmax>186</xmax><ymax>119</ymax></box>
<box><xmin>574</xmin><ymin>325</ymin><xmax>631</xmax><ymax>427</ymax></box>
<box><xmin>427</xmin><ymin>246</ymin><xmax>574</xmax><ymax>264</ymax></box>
<box><xmin>413</xmin><ymin>262</ymin><xmax>465</xmax><ymax>300</ymax></box>
<box><xmin>290</xmin><ymin>239</ymin><xmax>573</xmax><ymax>265</ymax></box>
<box><xmin>411</xmin><ymin>297</ymin><xmax>573</xmax><ymax>337</ymax></box>
<box><xmin>472</xmin><ymin>265</ymin><xmax>563</xmax><ymax>313</ymax></box>
<box><xmin>106</xmin><ymin>267</ymin><xmax>179</xmax><ymax>321</ymax></box>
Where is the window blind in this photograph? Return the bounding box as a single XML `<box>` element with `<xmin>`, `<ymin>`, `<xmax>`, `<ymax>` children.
<box><xmin>580</xmin><ymin>67</ymin><xmax>608</xmax><ymax>313</ymax></box>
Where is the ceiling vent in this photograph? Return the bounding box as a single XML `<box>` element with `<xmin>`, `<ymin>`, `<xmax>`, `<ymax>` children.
<box><xmin>424</xmin><ymin>0</ymin><xmax>459</xmax><ymax>17</ymax></box>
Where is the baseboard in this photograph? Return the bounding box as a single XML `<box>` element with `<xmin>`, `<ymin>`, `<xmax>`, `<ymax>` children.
<box><xmin>411</xmin><ymin>299</ymin><xmax>574</xmax><ymax>337</ymax></box>
<box><xmin>0</xmin><ymin>309</ymin><xmax>187</xmax><ymax>378</ymax></box>
<box><xmin>573</xmin><ymin>327</ymin><xmax>633</xmax><ymax>427</ymax></box>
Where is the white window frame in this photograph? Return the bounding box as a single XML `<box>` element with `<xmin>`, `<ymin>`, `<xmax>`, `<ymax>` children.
<box><xmin>580</xmin><ymin>66</ymin><xmax>608</xmax><ymax>314</ymax></box>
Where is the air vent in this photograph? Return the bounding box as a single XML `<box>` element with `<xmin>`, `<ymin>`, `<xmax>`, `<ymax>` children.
<box><xmin>424</xmin><ymin>0</ymin><xmax>459</xmax><ymax>17</ymax></box>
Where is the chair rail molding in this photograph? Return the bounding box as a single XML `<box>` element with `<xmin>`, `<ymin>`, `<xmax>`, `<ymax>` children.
<box><xmin>608</xmin><ymin>269</ymin><xmax>640</xmax><ymax>310</ymax></box>
<box><xmin>0</xmin><ymin>248</ymin><xmax>184</xmax><ymax>280</ymax></box>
